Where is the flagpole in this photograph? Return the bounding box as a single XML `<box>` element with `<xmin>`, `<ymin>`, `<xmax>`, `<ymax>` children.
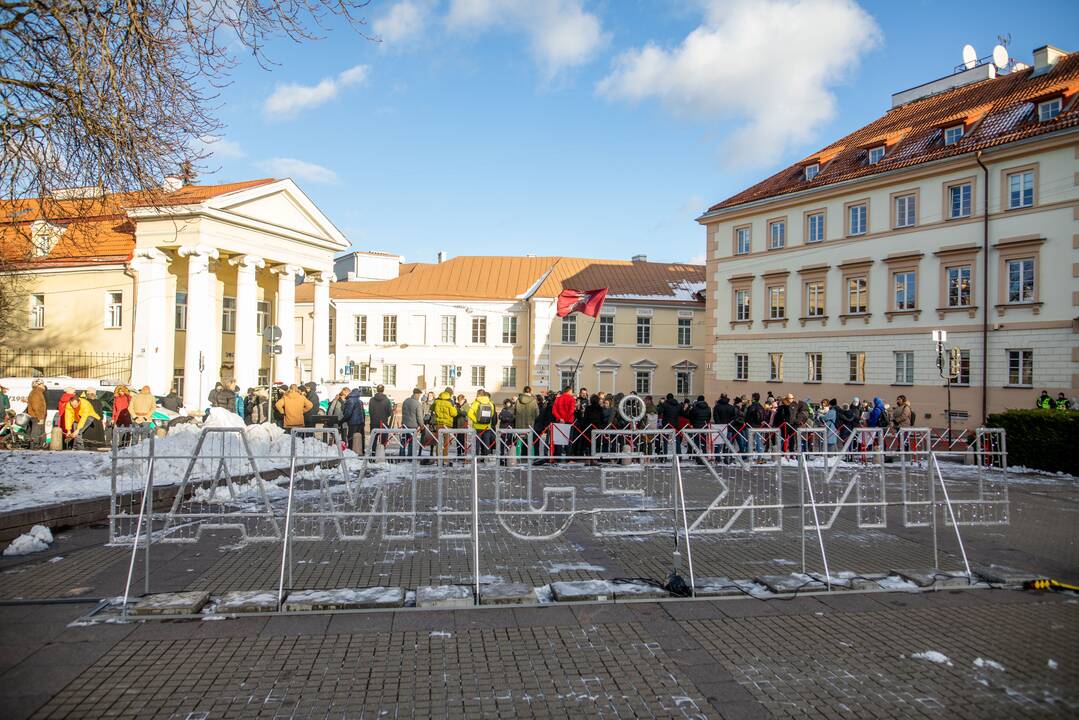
<box><xmin>570</xmin><ymin>315</ymin><xmax>598</xmax><ymax>389</ymax></box>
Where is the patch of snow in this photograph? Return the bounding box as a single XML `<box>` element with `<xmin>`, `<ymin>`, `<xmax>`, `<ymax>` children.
<box><xmin>28</xmin><ymin>524</ymin><xmax>54</xmax><ymax>543</ymax></box>
<box><xmin>429</xmin><ymin>631</ymin><xmax>453</xmax><ymax>638</ymax></box>
<box><xmin>547</xmin><ymin>562</ymin><xmax>606</xmax><ymax>573</ymax></box>
<box><xmin>974</xmin><ymin>657</ymin><xmax>1005</xmax><ymax>672</ymax></box>
<box><xmin>878</xmin><ymin>575</ymin><xmax>921</xmax><ymax>592</ymax></box>
<box><xmin>1048</xmin><ymin>659</ymin><xmax>1058</xmax><ymax>670</ymax></box>
<box><xmin>535</xmin><ymin>584</ymin><xmax>553</xmax><ymax>603</ymax></box>
<box><xmin>911</xmin><ymin>650</ymin><xmax>953</xmax><ymax>667</ymax></box>
<box><xmin>48</xmin><ymin>555</ymin><xmax>64</xmax><ymax>563</ymax></box>
<box><xmin>3</xmin><ymin>532</ymin><xmax>49</xmax><ymax>556</ymax></box>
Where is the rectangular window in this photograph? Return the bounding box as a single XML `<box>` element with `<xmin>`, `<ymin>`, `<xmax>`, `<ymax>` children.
<box><xmin>767</xmin><ymin>286</ymin><xmax>785</xmax><ymax>320</ymax></box>
<box><xmin>599</xmin><ymin>315</ymin><xmax>614</xmax><ymax>344</ymax></box>
<box><xmin>561</xmin><ymin>315</ymin><xmax>577</xmax><ymax>344</ymax></box>
<box><xmin>328</xmin><ymin>315</ymin><xmax>335</xmax><ymax>344</ymax></box>
<box><xmin>1007</xmin><ymin>349</ymin><xmax>1033</xmax><ymax>387</ymax></box>
<box><xmin>735</xmin><ymin>353</ymin><xmax>749</xmax><ymax>381</ymax></box>
<box><xmin>636</xmin><ymin>316</ymin><xmax>651</xmax><ymax>345</ymax></box>
<box><xmin>174</xmin><ymin>292</ymin><xmax>187</xmax><ymax>331</ymax></box>
<box><xmin>848</xmin><ymin>352</ymin><xmax>865</xmax><ymax>383</ymax></box>
<box><xmin>943</xmin><ymin>125</ymin><xmax>964</xmax><ymax>145</ymax></box>
<box><xmin>735</xmin><ymin>227</ymin><xmax>751</xmax><ymax>255</ymax></box>
<box><xmin>734</xmin><ymin>289</ymin><xmax>751</xmax><ymax>321</ymax></box>
<box><xmin>847</xmin><ymin>277</ymin><xmax>867</xmax><ymax>314</ymax></box>
<box><xmin>895</xmin><ymin>351</ymin><xmax>914</xmax><ymax>385</ymax></box>
<box><xmin>258</xmin><ymin>367</ymin><xmax>269</xmax><ymax>386</ymax></box>
<box><xmin>29</xmin><ymin>294</ymin><xmax>45</xmax><ymax>329</ymax></box>
<box><xmin>677</xmin><ymin>317</ymin><xmax>692</xmax><ymax>346</ymax></box>
<box><xmin>104</xmin><ymin>291</ymin><xmax>123</xmax><ymax>328</ymax></box>
<box><xmin>955</xmin><ymin>349</ymin><xmax>971</xmax><ymax>385</ymax></box>
<box><xmin>769</xmin><ymin>220</ymin><xmax>785</xmax><ymax>249</ymax></box>
<box><xmin>894</xmin><ymin>193</ymin><xmax>916</xmax><ymax>228</ymax></box>
<box><xmin>440</xmin><ymin>364</ymin><xmax>457</xmax><ymax>386</ymax></box>
<box><xmin>848</xmin><ymin>203</ymin><xmax>867</xmax><ymax>236</ymax></box>
<box><xmin>440</xmin><ymin>315</ymin><xmax>456</xmax><ymax>344</ymax></box>
<box><xmin>807</xmin><ymin>212</ymin><xmax>825</xmax><ymax>243</ymax></box>
<box><xmin>222</xmin><ymin>296</ymin><xmax>236</xmax><ymax>333</ymax></box>
<box><xmin>634</xmin><ymin>370</ymin><xmax>651</xmax><ymax>395</ymax></box>
<box><xmin>383</xmin><ymin>364</ymin><xmax>397</xmax><ymax>387</ymax></box>
<box><xmin>806</xmin><ymin>352</ymin><xmax>822</xmax><ymax>383</ymax></box>
<box><xmin>947</xmin><ymin>266</ymin><xmax>972</xmax><ymax>307</ymax></box>
<box><xmin>501</xmin><ymin>366</ymin><xmax>517</xmax><ymax>389</ymax></box>
<box><xmin>676</xmin><ymin>370</ymin><xmax>691</xmax><ymax>396</ymax></box>
<box><xmin>894</xmin><ymin>271</ymin><xmax>916</xmax><ymax>310</ymax></box>
<box><xmin>1007</xmin><ymin>258</ymin><xmax>1035</xmax><ymax>303</ymax></box>
<box><xmin>805</xmin><ymin>281</ymin><xmax>825</xmax><ymax>317</ymax></box>
<box><xmin>383</xmin><ymin>315</ymin><xmax>397</xmax><ymax>343</ymax></box>
<box><xmin>768</xmin><ymin>353</ymin><xmax>783</xmax><ymax>381</ymax></box>
<box><xmin>868</xmin><ymin>146</ymin><xmax>885</xmax><ymax>164</ymax></box>
<box><xmin>501</xmin><ymin>315</ymin><xmax>517</xmax><ymax>344</ymax></box>
<box><xmin>173</xmin><ymin>368</ymin><xmax>184</xmax><ymax>398</ymax></box>
<box><xmin>354</xmin><ymin>315</ymin><xmax>367</xmax><ymax>343</ymax></box>
<box><xmin>949</xmin><ymin>182</ymin><xmax>972</xmax><ymax>219</ymax></box>
<box><xmin>357</xmin><ymin>363</ymin><xmax>372</xmax><ymax>382</ymax></box>
<box><xmin>256</xmin><ymin>300</ymin><xmax>269</xmax><ymax>335</ymax></box>
<box><xmin>560</xmin><ymin>370</ymin><xmax>577</xmax><ymax>391</ymax></box>
<box><xmin>471</xmin><ymin>366</ymin><xmax>485</xmax><ymax>387</ymax></box>
<box><xmin>804</xmin><ymin>164</ymin><xmax>819</xmax><ymax>181</ymax></box>
<box><xmin>1037</xmin><ymin>98</ymin><xmax>1062</xmax><ymax>122</ymax></box>
<box><xmin>1008</xmin><ymin>171</ymin><xmax>1034</xmax><ymax>209</ymax></box>
<box><xmin>471</xmin><ymin>316</ymin><xmax>487</xmax><ymax>344</ymax></box>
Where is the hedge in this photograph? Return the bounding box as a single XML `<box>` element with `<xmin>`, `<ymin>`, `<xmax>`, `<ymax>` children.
<box><xmin>986</xmin><ymin>409</ymin><xmax>1079</xmax><ymax>476</ymax></box>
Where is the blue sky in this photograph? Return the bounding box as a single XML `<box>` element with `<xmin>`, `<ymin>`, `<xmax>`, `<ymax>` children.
<box><xmin>200</xmin><ymin>0</ymin><xmax>1079</xmax><ymax>266</ymax></box>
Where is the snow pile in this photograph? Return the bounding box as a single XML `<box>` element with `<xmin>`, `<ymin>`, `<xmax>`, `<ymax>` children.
<box><xmin>974</xmin><ymin>657</ymin><xmax>1005</xmax><ymax>672</ymax></box>
<box><xmin>911</xmin><ymin>650</ymin><xmax>953</xmax><ymax>666</ymax></box>
<box><xmin>1048</xmin><ymin>659</ymin><xmax>1058</xmax><ymax>670</ymax></box>
<box><xmin>3</xmin><ymin>524</ymin><xmax>54</xmax><ymax>556</ymax></box>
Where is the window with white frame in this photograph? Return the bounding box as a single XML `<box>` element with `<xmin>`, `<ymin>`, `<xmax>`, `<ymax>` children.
<box><xmin>173</xmin><ymin>368</ymin><xmax>184</xmax><ymax>398</ymax></box>
<box><xmin>895</xmin><ymin>351</ymin><xmax>914</xmax><ymax>384</ymax></box>
<box><xmin>1007</xmin><ymin>349</ymin><xmax>1032</xmax><ymax>387</ymax></box>
<box><xmin>29</xmin><ymin>294</ymin><xmax>44</xmax><ymax>329</ymax></box>
<box><xmin>1007</xmin><ymin>258</ymin><xmax>1035</xmax><ymax>303</ymax></box>
<box><xmin>222</xmin><ymin>296</ymin><xmax>236</xmax><ymax>333</ymax></box>
<box><xmin>807</xmin><ymin>352</ymin><xmax>822</xmax><ymax>383</ymax></box>
<box><xmin>894</xmin><ymin>271</ymin><xmax>916</xmax><ymax>310</ymax></box>
<box><xmin>501</xmin><ymin>366</ymin><xmax>516</xmax><ymax>389</ymax></box>
<box><xmin>768</xmin><ymin>352</ymin><xmax>783</xmax><ymax>381</ymax></box>
<box><xmin>561</xmin><ymin>315</ymin><xmax>577</xmax><ymax>343</ymax></box>
<box><xmin>955</xmin><ymin>349</ymin><xmax>971</xmax><ymax>385</ymax></box>
<box><xmin>1007</xmin><ymin>170</ymin><xmax>1034</xmax><ymax>209</ymax></box>
<box><xmin>769</xmin><ymin>220</ymin><xmax>785</xmax><ymax>249</ymax></box>
<box><xmin>559</xmin><ymin>370</ymin><xmax>577</xmax><ymax>390</ymax></box>
<box><xmin>735</xmin><ymin>353</ymin><xmax>749</xmax><ymax>381</ymax></box>
<box><xmin>258</xmin><ymin>368</ymin><xmax>269</xmax><ymax>386</ymax></box>
<box><xmin>947</xmin><ymin>265</ymin><xmax>972</xmax><ymax>307</ymax></box>
<box><xmin>848</xmin><ymin>203</ymin><xmax>867</xmax><ymax>235</ymax></box>
<box><xmin>439</xmin><ymin>364</ymin><xmax>457</xmax><ymax>386</ymax></box>
<box><xmin>1037</xmin><ymin>97</ymin><xmax>1062</xmax><ymax>122</ymax></box>
<box><xmin>868</xmin><ymin>145</ymin><xmax>885</xmax><ymax>164</ymax></box>
<box><xmin>949</xmin><ymin>182</ymin><xmax>972</xmax><ymax>219</ymax></box>
<box><xmin>675</xmin><ymin>370</ymin><xmax>691</xmax><ymax>396</ymax></box>
<box><xmin>104</xmin><ymin>291</ymin><xmax>123</xmax><ymax>328</ymax></box>
<box><xmin>677</xmin><ymin>317</ymin><xmax>692</xmax><ymax>347</ymax></box>
<box><xmin>805</xmin><ymin>281</ymin><xmax>825</xmax><ymax>317</ymax></box>
<box><xmin>440</xmin><ymin>315</ymin><xmax>455</xmax><ymax>344</ymax></box>
<box><xmin>735</xmin><ymin>227</ymin><xmax>751</xmax><ymax>255</ymax></box>
<box><xmin>256</xmin><ymin>301</ymin><xmax>269</xmax><ymax>335</ymax></box>
<box><xmin>357</xmin><ymin>362</ymin><xmax>371</xmax><ymax>381</ymax></box>
<box><xmin>804</xmin><ymin>163</ymin><xmax>819</xmax><ymax>181</ymax></box>
<box><xmin>175</xmin><ymin>292</ymin><xmax>187</xmax><ymax>330</ymax></box>
<box><xmin>383</xmin><ymin>364</ymin><xmax>397</xmax><ymax>386</ymax></box>
<box><xmin>383</xmin><ymin>315</ymin><xmax>397</xmax><ymax>343</ymax></box>
<box><xmin>847</xmin><ymin>277</ymin><xmax>867</xmax><ymax>314</ymax></box>
<box><xmin>636</xmin><ymin>316</ymin><xmax>651</xmax><ymax>345</ymax></box>
<box><xmin>807</xmin><ymin>212</ymin><xmax>825</xmax><ymax>243</ymax></box>
<box><xmin>767</xmin><ymin>286</ymin><xmax>785</xmax><ymax>320</ymax></box>
<box><xmin>634</xmin><ymin>370</ymin><xmax>651</xmax><ymax>395</ymax></box>
<box><xmin>471</xmin><ymin>316</ymin><xmax>486</xmax><ymax>344</ymax></box>
<box><xmin>501</xmin><ymin>315</ymin><xmax>517</xmax><ymax>344</ymax></box>
<box><xmin>354</xmin><ymin>315</ymin><xmax>367</xmax><ymax>343</ymax></box>
<box><xmin>894</xmin><ymin>193</ymin><xmax>916</xmax><ymax>227</ymax></box>
<box><xmin>848</xmin><ymin>352</ymin><xmax>865</xmax><ymax>383</ymax></box>
<box><xmin>471</xmin><ymin>366</ymin><xmax>485</xmax><ymax>387</ymax></box>
<box><xmin>599</xmin><ymin>315</ymin><xmax>614</xmax><ymax>344</ymax></box>
<box><xmin>943</xmin><ymin>124</ymin><xmax>964</xmax><ymax>145</ymax></box>
<box><xmin>734</xmin><ymin>289</ymin><xmax>751</xmax><ymax>321</ymax></box>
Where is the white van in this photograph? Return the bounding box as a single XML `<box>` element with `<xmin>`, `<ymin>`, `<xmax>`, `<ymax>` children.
<box><xmin>1</xmin><ymin>376</ymin><xmax>108</xmax><ymax>430</ymax></box>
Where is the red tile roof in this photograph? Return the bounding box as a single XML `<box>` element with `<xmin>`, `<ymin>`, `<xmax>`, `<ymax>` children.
<box><xmin>706</xmin><ymin>53</ymin><xmax>1079</xmax><ymax>214</ymax></box>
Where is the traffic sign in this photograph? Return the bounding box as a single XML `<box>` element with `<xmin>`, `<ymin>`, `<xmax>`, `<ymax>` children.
<box><xmin>262</xmin><ymin>325</ymin><xmax>282</xmax><ymax>342</ymax></box>
<box><xmin>264</xmin><ymin>344</ymin><xmax>282</xmax><ymax>355</ymax></box>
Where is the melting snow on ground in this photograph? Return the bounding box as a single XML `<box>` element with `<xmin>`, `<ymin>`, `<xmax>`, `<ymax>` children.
<box><xmin>2</xmin><ymin>524</ymin><xmax>54</xmax><ymax>556</ymax></box>
<box><xmin>911</xmin><ymin>651</ymin><xmax>953</xmax><ymax>666</ymax></box>
<box><xmin>974</xmin><ymin>657</ymin><xmax>1006</xmax><ymax>671</ymax></box>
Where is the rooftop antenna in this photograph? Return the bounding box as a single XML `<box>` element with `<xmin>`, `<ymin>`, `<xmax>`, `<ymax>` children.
<box><xmin>962</xmin><ymin>44</ymin><xmax>977</xmax><ymax>70</ymax></box>
<box><xmin>992</xmin><ymin>43</ymin><xmax>1010</xmax><ymax>70</ymax></box>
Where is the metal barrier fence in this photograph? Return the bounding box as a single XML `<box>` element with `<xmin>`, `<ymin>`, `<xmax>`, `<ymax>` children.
<box><xmin>111</xmin><ymin>423</ymin><xmax>1009</xmax><ymax>613</ymax></box>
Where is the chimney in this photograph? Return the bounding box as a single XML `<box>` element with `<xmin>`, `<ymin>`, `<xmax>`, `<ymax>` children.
<box><xmin>1032</xmin><ymin>45</ymin><xmax>1067</xmax><ymax>76</ymax></box>
<box><xmin>631</xmin><ymin>254</ymin><xmax>647</xmax><ymax>263</ymax></box>
<box><xmin>437</xmin><ymin>251</ymin><xmax>446</xmax><ymax>263</ymax></box>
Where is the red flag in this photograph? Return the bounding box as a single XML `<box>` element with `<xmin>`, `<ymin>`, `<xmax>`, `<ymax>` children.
<box><xmin>556</xmin><ymin>288</ymin><xmax>608</xmax><ymax>318</ymax></box>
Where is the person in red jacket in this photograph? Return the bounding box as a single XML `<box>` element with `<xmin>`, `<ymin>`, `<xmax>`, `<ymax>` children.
<box><xmin>551</xmin><ymin>386</ymin><xmax>577</xmax><ymax>459</ymax></box>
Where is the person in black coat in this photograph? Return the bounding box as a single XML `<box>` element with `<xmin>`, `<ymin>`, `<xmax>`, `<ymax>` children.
<box><xmin>688</xmin><ymin>396</ymin><xmax>711</xmax><ymax>428</ymax></box>
<box><xmin>342</xmin><ymin>388</ymin><xmax>367</xmax><ymax>453</ymax></box>
<box><xmin>303</xmin><ymin>382</ymin><xmax>319</xmax><ymax>426</ymax></box>
<box><xmin>712</xmin><ymin>394</ymin><xmax>737</xmax><ymax>425</ymax></box>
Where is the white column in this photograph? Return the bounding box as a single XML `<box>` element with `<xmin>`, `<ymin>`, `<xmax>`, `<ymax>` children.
<box><xmin>179</xmin><ymin>245</ymin><xmax>220</xmax><ymax>409</ymax></box>
<box><xmin>229</xmin><ymin>255</ymin><xmax>265</xmax><ymax>390</ymax></box>
<box><xmin>129</xmin><ymin>248</ymin><xmax>173</xmax><ymax>394</ymax></box>
<box><xmin>272</xmin><ymin>264</ymin><xmax>302</xmax><ymax>385</ymax></box>
<box><xmin>310</xmin><ymin>271</ymin><xmax>331</xmax><ymax>383</ymax></box>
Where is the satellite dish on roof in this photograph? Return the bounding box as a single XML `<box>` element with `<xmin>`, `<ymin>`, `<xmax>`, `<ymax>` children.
<box><xmin>992</xmin><ymin>44</ymin><xmax>1009</xmax><ymax>69</ymax></box>
<box><xmin>962</xmin><ymin>44</ymin><xmax>977</xmax><ymax>70</ymax></box>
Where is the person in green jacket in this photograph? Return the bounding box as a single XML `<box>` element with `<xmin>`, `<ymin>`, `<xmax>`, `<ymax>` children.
<box><xmin>468</xmin><ymin>390</ymin><xmax>497</xmax><ymax>456</ymax></box>
<box><xmin>431</xmin><ymin>388</ymin><xmax>458</xmax><ymax>458</ymax></box>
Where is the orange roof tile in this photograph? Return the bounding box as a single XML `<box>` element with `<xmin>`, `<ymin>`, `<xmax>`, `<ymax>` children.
<box><xmin>296</xmin><ymin>256</ymin><xmax>705</xmax><ymax>304</ymax></box>
<box><xmin>705</xmin><ymin>53</ymin><xmax>1079</xmax><ymax>214</ymax></box>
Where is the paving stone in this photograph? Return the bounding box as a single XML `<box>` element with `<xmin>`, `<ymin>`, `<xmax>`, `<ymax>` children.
<box><xmin>893</xmin><ymin>568</ymin><xmax>971</xmax><ymax>588</ymax></box>
<box><xmin>755</xmin><ymin>573</ymin><xmax>825</xmax><ymax>594</ymax></box>
<box><xmin>692</xmin><ymin>576</ymin><xmax>744</xmax><ymax>597</ymax></box>
<box><xmin>215</xmin><ymin>590</ymin><xmax>279</xmax><ymax>613</ymax></box>
<box><xmin>415</xmin><ymin>585</ymin><xmax>474</xmax><ymax>608</ymax></box>
<box><xmin>479</xmin><ymin>582</ymin><xmax>535</xmax><ymax>605</ymax></box>
<box><xmin>131</xmin><ymin>590</ymin><xmax>210</xmax><ymax>616</ymax></box>
<box><xmin>282</xmin><ymin>586</ymin><xmax>405</xmax><ymax>611</ymax></box>
<box><xmin>847</xmin><ymin>572</ymin><xmax>891</xmax><ymax>590</ymax></box>
<box><xmin>551</xmin><ymin>580</ymin><xmax>612</xmax><ymax>602</ymax></box>
<box><xmin>973</xmin><ymin>564</ymin><xmax>1037</xmax><ymax>588</ymax></box>
<box><xmin>610</xmin><ymin>581</ymin><xmax>669</xmax><ymax>600</ymax></box>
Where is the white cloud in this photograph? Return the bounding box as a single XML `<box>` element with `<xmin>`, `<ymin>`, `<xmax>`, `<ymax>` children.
<box><xmin>597</xmin><ymin>0</ymin><xmax>881</xmax><ymax>167</ymax></box>
<box><xmin>374</xmin><ymin>0</ymin><xmax>433</xmax><ymax>44</ymax></box>
<box><xmin>197</xmin><ymin>135</ymin><xmax>244</xmax><ymax>159</ymax></box>
<box><xmin>258</xmin><ymin>157</ymin><xmax>338</xmax><ymax>184</ymax></box>
<box><xmin>264</xmin><ymin>64</ymin><xmax>370</xmax><ymax>119</ymax></box>
<box><xmin>446</xmin><ymin>0</ymin><xmax>608</xmax><ymax>78</ymax></box>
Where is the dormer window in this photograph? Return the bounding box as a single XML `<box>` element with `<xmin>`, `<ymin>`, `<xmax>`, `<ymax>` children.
<box><xmin>804</xmin><ymin>163</ymin><xmax>819</xmax><ymax>181</ymax></box>
<box><xmin>943</xmin><ymin>124</ymin><xmax>964</xmax><ymax>145</ymax></box>
<box><xmin>868</xmin><ymin>146</ymin><xmax>886</xmax><ymax>165</ymax></box>
<box><xmin>1037</xmin><ymin>97</ymin><xmax>1062</xmax><ymax>122</ymax></box>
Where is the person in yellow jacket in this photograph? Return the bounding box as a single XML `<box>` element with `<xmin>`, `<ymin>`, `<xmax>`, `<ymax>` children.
<box><xmin>275</xmin><ymin>384</ymin><xmax>313</xmax><ymax>430</ymax></box>
<box><xmin>467</xmin><ymin>389</ymin><xmax>497</xmax><ymax>456</ymax></box>
<box><xmin>431</xmin><ymin>388</ymin><xmax>458</xmax><ymax>458</ymax></box>
<box><xmin>66</xmin><ymin>393</ymin><xmax>103</xmax><ymax>450</ymax></box>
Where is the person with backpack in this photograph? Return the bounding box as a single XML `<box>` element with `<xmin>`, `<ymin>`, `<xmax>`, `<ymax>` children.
<box><xmin>430</xmin><ymin>388</ymin><xmax>458</xmax><ymax>459</ymax></box>
<box><xmin>468</xmin><ymin>390</ymin><xmax>496</xmax><ymax>456</ymax></box>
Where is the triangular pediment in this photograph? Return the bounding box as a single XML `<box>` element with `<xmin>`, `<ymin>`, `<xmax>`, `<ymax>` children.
<box><xmin>207</xmin><ymin>180</ymin><xmax>348</xmax><ymax>249</ymax></box>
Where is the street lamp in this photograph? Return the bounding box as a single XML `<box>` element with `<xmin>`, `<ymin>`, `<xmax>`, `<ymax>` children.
<box><xmin>932</xmin><ymin>330</ymin><xmax>961</xmax><ymax>444</ymax></box>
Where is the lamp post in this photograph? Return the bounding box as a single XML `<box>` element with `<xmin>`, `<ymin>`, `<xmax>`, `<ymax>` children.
<box><xmin>932</xmin><ymin>330</ymin><xmax>961</xmax><ymax>444</ymax></box>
